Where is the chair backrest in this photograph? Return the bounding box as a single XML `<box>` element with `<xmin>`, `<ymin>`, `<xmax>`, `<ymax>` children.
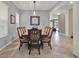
<box><xmin>22</xmin><ymin>27</ymin><xmax>26</xmax><ymax>33</ymax></box>
<box><xmin>48</xmin><ymin>28</ymin><xmax>53</xmax><ymax>39</ymax></box>
<box><xmin>17</xmin><ymin>27</ymin><xmax>26</xmax><ymax>38</ymax></box>
<box><xmin>44</xmin><ymin>26</ymin><xmax>48</xmax><ymax>34</ymax></box>
<box><xmin>28</xmin><ymin>28</ymin><xmax>41</xmax><ymax>41</ymax></box>
<box><xmin>44</xmin><ymin>26</ymin><xmax>51</xmax><ymax>35</ymax></box>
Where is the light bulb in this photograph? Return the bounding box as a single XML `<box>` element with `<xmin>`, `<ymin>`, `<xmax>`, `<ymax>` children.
<box><xmin>33</xmin><ymin>11</ymin><xmax>36</xmax><ymax>16</ymax></box>
<box><xmin>70</xmin><ymin>1</ymin><xmax>73</xmax><ymax>4</ymax></box>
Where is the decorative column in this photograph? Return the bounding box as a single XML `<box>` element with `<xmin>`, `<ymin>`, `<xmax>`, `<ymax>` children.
<box><xmin>65</xmin><ymin>10</ymin><xmax>69</xmax><ymax>36</ymax></box>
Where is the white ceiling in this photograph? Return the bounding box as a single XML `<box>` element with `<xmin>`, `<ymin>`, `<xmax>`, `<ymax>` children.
<box><xmin>50</xmin><ymin>1</ymin><xmax>73</xmax><ymax>15</ymax></box>
<box><xmin>12</xmin><ymin>1</ymin><xmax>59</xmax><ymax>11</ymax></box>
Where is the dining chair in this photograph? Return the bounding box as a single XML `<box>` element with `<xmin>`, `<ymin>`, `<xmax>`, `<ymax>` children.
<box><xmin>42</xmin><ymin>27</ymin><xmax>53</xmax><ymax>49</ymax></box>
<box><xmin>17</xmin><ymin>27</ymin><xmax>29</xmax><ymax>50</ymax></box>
<box><xmin>28</xmin><ymin>28</ymin><xmax>41</xmax><ymax>55</ymax></box>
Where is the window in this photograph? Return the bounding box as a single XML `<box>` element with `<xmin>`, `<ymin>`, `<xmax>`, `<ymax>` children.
<box><xmin>49</xmin><ymin>20</ymin><xmax>53</xmax><ymax>28</ymax></box>
<box><xmin>16</xmin><ymin>12</ymin><xmax>19</xmax><ymax>27</ymax></box>
<box><xmin>0</xmin><ymin>2</ymin><xmax>8</xmax><ymax>38</ymax></box>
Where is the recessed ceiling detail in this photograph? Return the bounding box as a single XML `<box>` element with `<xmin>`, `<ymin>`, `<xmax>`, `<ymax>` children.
<box><xmin>12</xmin><ymin>1</ymin><xmax>58</xmax><ymax>11</ymax></box>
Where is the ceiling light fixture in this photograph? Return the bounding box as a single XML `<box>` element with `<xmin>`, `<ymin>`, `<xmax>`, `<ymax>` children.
<box><xmin>33</xmin><ymin>1</ymin><xmax>36</xmax><ymax>16</ymax></box>
<box><xmin>70</xmin><ymin>1</ymin><xmax>73</xmax><ymax>4</ymax></box>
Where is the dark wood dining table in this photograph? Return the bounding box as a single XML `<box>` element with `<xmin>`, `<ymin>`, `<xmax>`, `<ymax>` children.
<box><xmin>21</xmin><ymin>29</ymin><xmax>48</xmax><ymax>52</ymax></box>
<box><xmin>22</xmin><ymin>29</ymin><xmax>48</xmax><ymax>38</ymax></box>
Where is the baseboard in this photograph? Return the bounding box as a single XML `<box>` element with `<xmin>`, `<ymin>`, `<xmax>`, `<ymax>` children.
<box><xmin>72</xmin><ymin>54</ymin><xmax>78</xmax><ymax>58</ymax></box>
<box><xmin>72</xmin><ymin>52</ymin><xmax>79</xmax><ymax>58</ymax></box>
<box><xmin>0</xmin><ymin>37</ymin><xmax>18</xmax><ymax>51</ymax></box>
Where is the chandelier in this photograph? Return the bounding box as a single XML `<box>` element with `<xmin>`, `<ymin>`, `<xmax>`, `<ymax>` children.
<box><xmin>33</xmin><ymin>1</ymin><xmax>36</xmax><ymax>16</ymax></box>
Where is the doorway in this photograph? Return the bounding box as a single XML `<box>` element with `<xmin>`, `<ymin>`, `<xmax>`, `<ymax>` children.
<box><xmin>49</xmin><ymin>19</ymin><xmax>59</xmax><ymax>31</ymax></box>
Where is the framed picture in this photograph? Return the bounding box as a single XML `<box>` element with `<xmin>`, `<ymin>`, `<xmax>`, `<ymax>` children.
<box><xmin>10</xmin><ymin>15</ymin><xmax>15</xmax><ymax>24</ymax></box>
<box><xmin>30</xmin><ymin>16</ymin><xmax>40</xmax><ymax>25</ymax></box>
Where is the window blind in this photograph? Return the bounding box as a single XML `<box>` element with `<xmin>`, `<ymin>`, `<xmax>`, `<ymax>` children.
<box><xmin>0</xmin><ymin>2</ymin><xmax>8</xmax><ymax>38</ymax></box>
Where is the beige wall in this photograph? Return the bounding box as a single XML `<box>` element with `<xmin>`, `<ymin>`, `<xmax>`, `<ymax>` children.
<box><xmin>69</xmin><ymin>8</ymin><xmax>73</xmax><ymax>36</ymax></box>
<box><xmin>58</xmin><ymin>13</ymin><xmax>65</xmax><ymax>34</ymax></box>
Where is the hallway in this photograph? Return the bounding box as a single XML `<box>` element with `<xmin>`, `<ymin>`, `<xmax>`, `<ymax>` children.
<box><xmin>0</xmin><ymin>31</ymin><xmax>75</xmax><ymax>58</ymax></box>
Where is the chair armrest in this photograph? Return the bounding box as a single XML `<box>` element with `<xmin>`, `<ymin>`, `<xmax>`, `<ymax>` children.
<box><xmin>41</xmin><ymin>35</ymin><xmax>48</xmax><ymax>38</ymax></box>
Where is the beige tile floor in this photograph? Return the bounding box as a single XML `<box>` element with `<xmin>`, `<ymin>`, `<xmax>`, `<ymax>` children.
<box><xmin>0</xmin><ymin>31</ymin><xmax>77</xmax><ymax>58</ymax></box>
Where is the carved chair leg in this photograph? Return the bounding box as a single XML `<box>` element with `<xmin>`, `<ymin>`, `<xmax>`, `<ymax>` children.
<box><xmin>29</xmin><ymin>45</ymin><xmax>31</xmax><ymax>55</ymax></box>
<box><xmin>19</xmin><ymin>42</ymin><xmax>23</xmax><ymax>50</ymax></box>
<box><xmin>28</xmin><ymin>43</ymin><xmax>30</xmax><ymax>49</ymax></box>
<box><xmin>49</xmin><ymin>43</ymin><xmax>52</xmax><ymax>49</ymax></box>
<box><xmin>38</xmin><ymin>44</ymin><xmax>40</xmax><ymax>55</ymax></box>
<box><xmin>29</xmin><ymin>49</ymin><xmax>31</xmax><ymax>55</ymax></box>
<box><xmin>41</xmin><ymin>42</ymin><xmax>43</xmax><ymax>49</ymax></box>
<box><xmin>48</xmin><ymin>42</ymin><xmax>52</xmax><ymax>49</ymax></box>
<box><xmin>19</xmin><ymin>47</ymin><xmax>20</xmax><ymax>50</ymax></box>
<box><xmin>50</xmin><ymin>43</ymin><xmax>52</xmax><ymax>49</ymax></box>
<box><xmin>38</xmin><ymin>48</ymin><xmax>40</xmax><ymax>55</ymax></box>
